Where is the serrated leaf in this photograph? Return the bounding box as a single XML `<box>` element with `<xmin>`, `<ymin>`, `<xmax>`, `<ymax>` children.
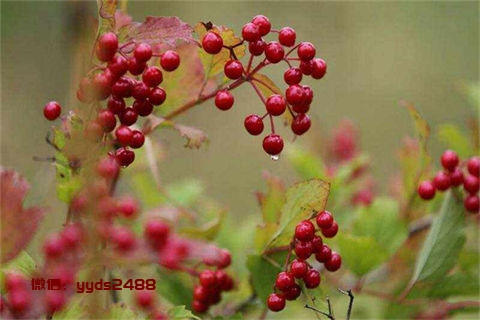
<box><xmin>264</xmin><ymin>179</ymin><xmax>330</xmax><ymax>250</ymax></box>
<box><xmin>437</xmin><ymin>124</ymin><xmax>472</xmax><ymax>158</ymax></box>
<box><xmin>246</xmin><ymin>254</ymin><xmax>281</xmax><ymax>303</ymax></box>
<box><xmin>1</xmin><ymin>168</ymin><xmax>45</xmax><ymax>263</ymax></box>
<box><xmin>285</xmin><ymin>144</ymin><xmax>326</xmax><ymax>180</ymax></box>
<box><xmin>408</xmin><ymin>191</ymin><xmax>465</xmax><ymax>288</ymax></box>
<box><xmin>256</xmin><ymin>171</ymin><xmax>285</xmax><ymax>224</ymax></box>
<box><xmin>336</xmin><ymin>233</ymin><xmax>389</xmax><ymax>277</ymax></box>
<box><xmin>168</xmin><ymin>305</ymin><xmax>201</xmax><ymax>320</ymax></box>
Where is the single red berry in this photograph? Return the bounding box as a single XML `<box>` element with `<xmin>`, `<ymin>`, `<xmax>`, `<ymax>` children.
<box><xmin>302</xmin><ymin>85</ymin><xmax>314</xmax><ymax>105</ymax></box>
<box><xmin>284</xmin><ymin>67</ymin><xmax>303</xmax><ymax>85</ymax></box>
<box><xmin>97</xmin><ymin>109</ymin><xmax>116</xmax><ymax>132</ymax></box>
<box><xmin>266</xmin><ymin>94</ymin><xmax>286</xmax><ymax>116</ymax></box>
<box><xmin>464</xmin><ymin>195</ymin><xmax>479</xmax><ymax>213</ymax></box>
<box><xmin>43</xmin><ymin>101</ymin><xmax>62</xmax><ymax>121</ymax></box>
<box><xmin>115</xmin><ymin>125</ymin><xmax>134</xmax><ymax>146</ymax></box>
<box><xmin>115</xmin><ymin>148</ymin><xmax>135</xmax><ymax>167</ymax></box>
<box><xmin>5</xmin><ymin>273</ymin><xmax>27</xmax><ymax>291</ymax></box>
<box><xmin>110</xmin><ymin>226</ymin><xmax>136</xmax><ymax>251</ymax></box>
<box><xmin>61</xmin><ymin>224</ymin><xmax>83</xmax><ymax>249</ymax></box>
<box><xmin>321</xmin><ymin>221</ymin><xmax>338</xmax><ymax>238</ymax></box>
<box><xmin>467</xmin><ymin>156</ymin><xmax>480</xmax><ymax>177</ymax></box>
<box><xmin>251</xmin><ymin>15</ymin><xmax>271</xmax><ymax>36</ymax></box>
<box><xmin>208</xmin><ymin>290</ymin><xmax>221</xmax><ymax>305</ymax></box>
<box><xmin>316</xmin><ymin>211</ymin><xmax>334</xmax><ymax>229</ymax></box>
<box><xmin>97</xmin><ymin>156</ymin><xmax>120</xmax><ymax>179</ymax></box>
<box><xmin>199</xmin><ymin>270</ymin><xmax>217</xmax><ymax>288</ymax></box>
<box><xmin>293</xmin><ymin>102</ymin><xmax>310</xmax><ymax>114</ymax></box>
<box><xmin>295</xmin><ymin>220</ymin><xmax>315</xmax><ymax>241</ymax></box>
<box><xmin>267</xmin><ymin>293</ymin><xmax>285</xmax><ymax>312</ymax></box>
<box><xmin>263</xmin><ymin>134</ymin><xmax>284</xmax><ymax>155</ymax></box>
<box><xmin>7</xmin><ymin>289</ymin><xmax>31</xmax><ymax>314</ymax></box>
<box><xmin>294</xmin><ymin>240</ymin><xmax>313</xmax><ymax>260</ymax></box>
<box><xmin>303</xmin><ymin>269</ymin><xmax>320</xmax><ymax>288</ymax></box>
<box><xmin>291</xmin><ymin>114</ymin><xmax>311</xmax><ymax>135</ymax></box>
<box><xmin>111</xmin><ymin>77</ymin><xmax>133</xmax><ymax>98</ymax></box>
<box><xmin>324</xmin><ymin>252</ymin><xmax>342</xmax><ymax>272</ymax></box>
<box><xmin>149</xmin><ymin>87</ymin><xmax>167</xmax><ymax>105</ymax></box>
<box><xmin>128</xmin><ymin>57</ymin><xmax>147</xmax><ymax>75</ymax></box>
<box><xmin>433</xmin><ymin>171</ymin><xmax>451</xmax><ymax>191</ymax></box>
<box><xmin>450</xmin><ymin>168</ymin><xmax>464</xmax><ymax>187</ymax></box>
<box><xmin>142</xmin><ymin>66</ymin><xmax>163</xmax><ymax>87</ymax></box>
<box><xmin>117</xmin><ymin>196</ymin><xmax>138</xmax><ymax>218</ymax></box>
<box><xmin>284</xmin><ymin>284</ymin><xmax>301</xmax><ymax>301</ymax></box>
<box><xmin>144</xmin><ymin>220</ymin><xmax>170</xmax><ymax>248</ymax></box>
<box><xmin>418</xmin><ymin>180</ymin><xmax>436</xmax><ymax>200</ymax></box>
<box><xmin>242</xmin><ymin>22</ymin><xmax>260</xmax><ymax>41</ymax></box>
<box><xmin>265</xmin><ymin>41</ymin><xmax>285</xmax><ymax>63</ymax></box>
<box><xmin>215</xmin><ymin>90</ymin><xmax>234</xmax><ymax>110</ymax></box>
<box><xmin>311</xmin><ymin>236</ymin><xmax>323</xmax><ymax>253</ymax></box>
<box><xmin>107</xmin><ymin>96</ymin><xmax>126</xmax><ymax>114</ymax></box>
<box><xmin>464</xmin><ymin>174</ymin><xmax>479</xmax><ymax>194</ymax></box>
<box><xmin>275</xmin><ymin>271</ymin><xmax>295</xmax><ymax>291</ymax></box>
<box><xmin>96</xmin><ymin>32</ymin><xmax>118</xmax><ymax>62</ymax></box>
<box><xmin>160</xmin><ymin>50</ymin><xmax>180</xmax><ymax>71</ymax></box>
<box><xmin>216</xmin><ymin>270</ymin><xmax>233</xmax><ymax>290</ymax></box>
<box><xmin>130</xmin><ymin>130</ymin><xmax>145</xmax><ymax>149</ymax></box>
<box><xmin>289</xmin><ymin>259</ymin><xmax>308</xmax><ymax>278</ymax></box>
<box><xmin>43</xmin><ymin>234</ymin><xmax>65</xmax><ymax>259</ymax></box>
<box><xmin>119</xmin><ymin>107</ymin><xmax>138</xmax><ymax>126</ymax></box>
<box><xmin>248</xmin><ymin>39</ymin><xmax>266</xmax><ymax>56</ymax></box>
<box><xmin>133</xmin><ymin>99</ymin><xmax>154</xmax><ymax>117</ymax></box>
<box><xmin>92</xmin><ymin>72</ymin><xmax>113</xmax><ymax>100</ymax></box>
<box><xmin>244</xmin><ymin>114</ymin><xmax>264</xmax><ymax>135</ymax></box>
<box><xmin>300</xmin><ymin>60</ymin><xmax>314</xmax><ymax>75</ymax></box>
<box><xmin>192</xmin><ymin>300</ymin><xmax>208</xmax><ymax>313</ymax></box>
<box><xmin>193</xmin><ymin>285</ymin><xmax>209</xmax><ymax>302</ymax></box>
<box><xmin>315</xmin><ymin>244</ymin><xmax>332</xmax><ymax>263</ymax></box>
<box><xmin>224</xmin><ymin>60</ymin><xmax>244</xmax><ymax>79</ymax></box>
<box><xmin>202</xmin><ymin>31</ymin><xmax>223</xmax><ymax>54</ymax></box>
<box><xmin>134</xmin><ymin>43</ymin><xmax>153</xmax><ymax>62</ymax></box>
<box><xmin>440</xmin><ymin>150</ymin><xmax>459</xmax><ymax>172</ymax></box>
<box><xmin>135</xmin><ymin>290</ymin><xmax>154</xmax><ymax>309</ymax></box>
<box><xmin>107</xmin><ymin>55</ymin><xmax>128</xmax><ymax>77</ymax></box>
<box><xmin>132</xmin><ymin>81</ymin><xmax>150</xmax><ymax>100</ymax></box>
<box><xmin>278</xmin><ymin>27</ymin><xmax>296</xmax><ymax>47</ymax></box>
<box><xmin>286</xmin><ymin>84</ymin><xmax>305</xmax><ymax>105</ymax></box>
<box><xmin>297</xmin><ymin>42</ymin><xmax>316</xmax><ymax>61</ymax></box>
<box><xmin>45</xmin><ymin>290</ymin><xmax>66</xmax><ymax>314</ymax></box>
<box><xmin>311</xmin><ymin>58</ymin><xmax>327</xmax><ymax>79</ymax></box>
<box><xmin>218</xmin><ymin>249</ymin><xmax>232</xmax><ymax>269</ymax></box>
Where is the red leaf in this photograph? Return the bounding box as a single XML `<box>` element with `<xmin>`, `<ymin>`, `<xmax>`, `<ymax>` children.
<box><xmin>1</xmin><ymin>168</ymin><xmax>45</xmax><ymax>263</ymax></box>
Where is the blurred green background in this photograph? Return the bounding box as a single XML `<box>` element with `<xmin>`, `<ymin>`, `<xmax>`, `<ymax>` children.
<box><xmin>1</xmin><ymin>0</ymin><xmax>478</xmax><ymax>227</ymax></box>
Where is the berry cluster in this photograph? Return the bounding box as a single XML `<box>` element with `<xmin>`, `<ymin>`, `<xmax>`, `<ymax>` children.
<box><xmin>192</xmin><ymin>266</ymin><xmax>234</xmax><ymax>313</ymax></box>
<box><xmin>43</xmin><ymin>32</ymin><xmax>180</xmax><ymax>168</ymax></box>
<box><xmin>418</xmin><ymin>151</ymin><xmax>479</xmax><ymax>213</ymax></box>
<box><xmin>201</xmin><ymin>15</ymin><xmax>327</xmax><ymax>157</ymax></box>
<box><xmin>267</xmin><ymin>211</ymin><xmax>341</xmax><ymax>312</ymax></box>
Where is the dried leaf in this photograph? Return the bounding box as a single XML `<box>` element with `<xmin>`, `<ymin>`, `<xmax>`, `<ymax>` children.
<box><xmin>1</xmin><ymin>168</ymin><xmax>45</xmax><ymax>263</ymax></box>
<box><xmin>97</xmin><ymin>0</ymin><xmax>117</xmax><ymax>34</ymax></box>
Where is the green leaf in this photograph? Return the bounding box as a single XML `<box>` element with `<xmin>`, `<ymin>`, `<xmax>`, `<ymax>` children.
<box><xmin>427</xmin><ymin>272</ymin><xmax>479</xmax><ymax>298</ymax></box>
<box><xmin>52</xmin><ymin>295</ymin><xmax>86</xmax><ymax>319</ymax></box>
<box><xmin>246</xmin><ymin>254</ymin><xmax>281</xmax><ymax>303</ymax></box>
<box><xmin>106</xmin><ymin>303</ymin><xmax>139</xmax><ymax>319</ymax></box>
<box><xmin>408</xmin><ymin>191</ymin><xmax>465</xmax><ymax>287</ymax></box>
<box><xmin>168</xmin><ymin>305</ymin><xmax>201</xmax><ymax>320</ymax></box>
<box><xmin>437</xmin><ymin>124</ymin><xmax>472</xmax><ymax>159</ymax></box>
<box><xmin>157</xmin><ymin>269</ymin><xmax>193</xmax><ymax>307</ymax></box>
<box><xmin>264</xmin><ymin>179</ymin><xmax>330</xmax><ymax>250</ymax></box>
<box><xmin>178</xmin><ymin>199</ymin><xmax>226</xmax><ymax>240</ymax></box>
<box><xmin>97</xmin><ymin>0</ymin><xmax>117</xmax><ymax>35</ymax></box>
<box><xmin>166</xmin><ymin>179</ymin><xmax>204</xmax><ymax>207</ymax></box>
<box><xmin>458</xmin><ymin>81</ymin><xmax>480</xmax><ymax>113</ymax></box>
<box><xmin>255</xmin><ymin>171</ymin><xmax>286</xmax><ymax>224</ymax></box>
<box><xmin>352</xmin><ymin>197</ymin><xmax>408</xmax><ymax>255</ymax></box>
<box><xmin>1</xmin><ymin>251</ymin><xmax>36</xmax><ymax>275</ymax></box>
<box><xmin>336</xmin><ymin>233</ymin><xmax>388</xmax><ymax>277</ymax></box>
<box><xmin>285</xmin><ymin>144</ymin><xmax>326</xmax><ymax>180</ymax></box>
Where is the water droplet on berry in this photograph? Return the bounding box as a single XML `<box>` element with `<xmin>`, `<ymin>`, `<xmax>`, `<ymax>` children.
<box><xmin>270</xmin><ymin>154</ymin><xmax>280</xmax><ymax>161</ymax></box>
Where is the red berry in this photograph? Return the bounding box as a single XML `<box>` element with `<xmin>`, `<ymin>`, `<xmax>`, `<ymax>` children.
<box><xmin>119</xmin><ymin>107</ymin><xmax>138</xmax><ymax>126</ymax></box>
<box><xmin>199</xmin><ymin>270</ymin><xmax>217</xmax><ymax>288</ymax></box>
<box><xmin>115</xmin><ymin>148</ymin><xmax>135</xmax><ymax>167</ymax></box>
<box><xmin>135</xmin><ymin>290</ymin><xmax>154</xmax><ymax>309</ymax></box>
<box><xmin>324</xmin><ymin>252</ymin><xmax>342</xmax><ymax>272</ymax></box>
<box><xmin>215</xmin><ymin>90</ymin><xmax>234</xmax><ymax>110</ymax></box>
<box><xmin>241</xmin><ymin>22</ymin><xmax>260</xmax><ymax>41</ymax></box>
<box><xmin>294</xmin><ymin>240</ymin><xmax>313</xmax><ymax>260</ymax></box>
<box><xmin>302</xmin><ymin>85</ymin><xmax>314</xmax><ymax>105</ymax></box>
<box><xmin>134</xmin><ymin>43</ymin><xmax>153</xmax><ymax>62</ymax></box>
<box><xmin>144</xmin><ymin>220</ymin><xmax>170</xmax><ymax>248</ymax></box>
<box><xmin>132</xmin><ymin>82</ymin><xmax>150</xmax><ymax>100</ymax></box>
<box><xmin>192</xmin><ymin>300</ymin><xmax>208</xmax><ymax>313</ymax></box>
<box><xmin>297</xmin><ymin>42</ymin><xmax>316</xmax><ymax>61</ymax></box>
<box><xmin>108</xmin><ymin>55</ymin><xmax>128</xmax><ymax>77</ymax></box>
<box><xmin>43</xmin><ymin>234</ymin><xmax>65</xmax><ymax>259</ymax></box>
<box><xmin>248</xmin><ymin>39</ymin><xmax>266</xmax><ymax>56</ymax></box>
<box><xmin>97</xmin><ymin>109</ymin><xmax>116</xmax><ymax>132</ymax></box>
<box><xmin>96</xmin><ymin>32</ymin><xmax>118</xmax><ymax>62</ymax></box>
<box><xmin>291</xmin><ymin>114</ymin><xmax>311</xmax><ymax>135</ymax></box>
<box><xmin>160</xmin><ymin>50</ymin><xmax>180</xmax><ymax>71</ymax></box>
<box><xmin>92</xmin><ymin>71</ymin><xmax>113</xmax><ymax>100</ymax></box>
<box><xmin>266</xmin><ymin>94</ymin><xmax>286</xmax><ymax>116</ymax></box>
<box><xmin>110</xmin><ymin>226</ymin><xmax>136</xmax><ymax>251</ymax></box>
<box><xmin>224</xmin><ymin>60</ymin><xmax>244</xmax><ymax>79</ymax></box>
<box><xmin>464</xmin><ymin>195</ymin><xmax>479</xmax><ymax>213</ymax></box>
<box><xmin>316</xmin><ymin>210</ymin><xmax>333</xmax><ymax>229</ymax></box>
<box><xmin>193</xmin><ymin>285</ymin><xmax>208</xmax><ymax>302</ymax></box>
<box><xmin>117</xmin><ymin>196</ymin><xmax>138</xmax><ymax>218</ymax></box>
<box><xmin>315</xmin><ymin>244</ymin><xmax>332</xmax><ymax>263</ymax></box>
<box><xmin>251</xmin><ymin>15</ymin><xmax>271</xmax><ymax>36</ymax></box>
<box><xmin>433</xmin><ymin>171</ymin><xmax>451</xmax><ymax>191</ymax></box>
<box><xmin>275</xmin><ymin>271</ymin><xmax>295</xmax><ymax>291</ymax></box>
<box><xmin>278</xmin><ymin>27</ymin><xmax>296</xmax><ymax>47</ymax></box>
<box><xmin>133</xmin><ymin>99</ymin><xmax>154</xmax><ymax>117</ymax></box>
<box><xmin>311</xmin><ymin>236</ymin><xmax>323</xmax><ymax>253</ymax></box>
<box><xmin>5</xmin><ymin>273</ymin><xmax>27</xmax><ymax>291</ymax></box>
<box><xmin>107</xmin><ymin>96</ymin><xmax>126</xmax><ymax>114</ymax></box>
<box><xmin>263</xmin><ymin>134</ymin><xmax>284</xmax><ymax>155</ymax></box>
<box><xmin>218</xmin><ymin>249</ymin><xmax>232</xmax><ymax>269</ymax></box>
<box><xmin>418</xmin><ymin>180</ymin><xmax>436</xmax><ymax>200</ymax></box>
<box><xmin>130</xmin><ymin>130</ymin><xmax>145</xmax><ymax>149</ymax></box>
<box><xmin>467</xmin><ymin>156</ymin><xmax>480</xmax><ymax>177</ymax></box>
<box><xmin>440</xmin><ymin>150</ymin><xmax>459</xmax><ymax>172</ymax></box>
<box><xmin>45</xmin><ymin>290</ymin><xmax>66</xmax><ymax>313</ymax></box>
<box><xmin>286</xmin><ymin>84</ymin><xmax>305</xmax><ymax>105</ymax></box>
<box><xmin>43</xmin><ymin>101</ymin><xmax>62</xmax><ymax>121</ymax></box>
<box><xmin>284</xmin><ymin>284</ymin><xmax>301</xmax><ymax>301</ymax></box>
<box><xmin>115</xmin><ymin>125</ymin><xmax>134</xmax><ymax>146</ymax></box>
<box><xmin>216</xmin><ymin>270</ymin><xmax>233</xmax><ymax>290</ymax></box>
<box><xmin>97</xmin><ymin>156</ymin><xmax>119</xmax><ymax>179</ymax></box>
<box><xmin>61</xmin><ymin>224</ymin><xmax>83</xmax><ymax>249</ymax></box>
<box><xmin>321</xmin><ymin>221</ymin><xmax>338</xmax><ymax>238</ymax></box>
<box><xmin>8</xmin><ymin>289</ymin><xmax>31</xmax><ymax>313</ymax></box>
<box><xmin>111</xmin><ymin>78</ymin><xmax>132</xmax><ymax>98</ymax></box>
<box><xmin>311</xmin><ymin>58</ymin><xmax>327</xmax><ymax>79</ymax></box>
<box><xmin>289</xmin><ymin>259</ymin><xmax>308</xmax><ymax>278</ymax></box>
<box><xmin>267</xmin><ymin>293</ymin><xmax>285</xmax><ymax>312</ymax></box>
<box><xmin>128</xmin><ymin>57</ymin><xmax>146</xmax><ymax>75</ymax></box>
<box><xmin>202</xmin><ymin>31</ymin><xmax>223</xmax><ymax>54</ymax></box>
<box><xmin>300</xmin><ymin>60</ymin><xmax>314</xmax><ymax>75</ymax></box>
<box><xmin>244</xmin><ymin>114</ymin><xmax>264</xmax><ymax>135</ymax></box>
<box><xmin>303</xmin><ymin>269</ymin><xmax>320</xmax><ymax>288</ymax></box>
<box><xmin>295</xmin><ymin>220</ymin><xmax>315</xmax><ymax>241</ymax></box>
<box><xmin>464</xmin><ymin>174</ymin><xmax>479</xmax><ymax>194</ymax></box>
<box><xmin>265</xmin><ymin>41</ymin><xmax>285</xmax><ymax>63</ymax></box>
<box><xmin>450</xmin><ymin>168</ymin><xmax>464</xmax><ymax>187</ymax></box>
<box><xmin>284</xmin><ymin>67</ymin><xmax>303</xmax><ymax>85</ymax></box>
<box><xmin>142</xmin><ymin>66</ymin><xmax>163</xmax><ymax>87</ymax></box>
<box><xmin>149</xmin><ymin>87</ymin><xmax>167</xmax><ymax>105</ymax></box>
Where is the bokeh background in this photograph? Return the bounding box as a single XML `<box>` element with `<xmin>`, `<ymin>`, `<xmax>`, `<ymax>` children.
<box><xmin>1</xmin><ymin>0</ymin><xmax>478</xmax><ymax>303</ymax></box>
